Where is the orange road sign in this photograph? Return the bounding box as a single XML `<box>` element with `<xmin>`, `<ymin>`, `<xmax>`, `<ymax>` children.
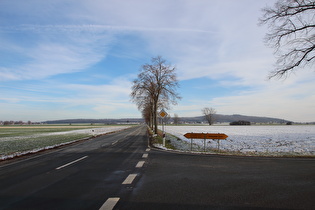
<box><xmin>159</xmin><ymin>109</ymin><xmax>168</xmax><ymax>118</ymax></box>
<box><xmin>184</xmin><ymin>133</ymin><xmax>228</xmax><ymax>139</ymax></box>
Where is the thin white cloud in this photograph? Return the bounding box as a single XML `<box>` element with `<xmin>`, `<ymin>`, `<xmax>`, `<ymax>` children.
<box><xmin>0</xmin><ymin>30</ymin><xmax>113</xmax><ymax>81</ymax></box>
<box><xmin>176</xmin><ymin>71</ymin><xmax>315</xmax><ymax>122</ymax></box>
<box><xmin>1</xmin><ymin>24</ymin><xmax>216</xmax><ymax>34</ymax></box>
<box><xmin>0</xmin><ymin>78</ymin><xmax>135</xmax><ymax>120</ymax></box>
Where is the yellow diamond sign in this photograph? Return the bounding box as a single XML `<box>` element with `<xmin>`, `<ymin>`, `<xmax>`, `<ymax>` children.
<box><xmin>159</xmin><ymin>109</ymin><xmax>168</xmax><ymax>118</ymax></box>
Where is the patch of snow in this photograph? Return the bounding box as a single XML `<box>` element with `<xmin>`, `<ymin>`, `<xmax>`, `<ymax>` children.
<box><xmin>153</xmin><ymin>143</ymin><xmax>170</xmax><ymax>150</ymax></box>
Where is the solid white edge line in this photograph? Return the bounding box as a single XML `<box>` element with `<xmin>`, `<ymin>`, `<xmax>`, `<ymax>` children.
<box><xmin>56</xmin><ymin>156</ymin><xmax>88</xmax><ymax>170</ymax></box>
<box><xmin>99</xmin><ymin>197</ymin><xmax>120</xmax><ymax>210</ymax></box>
<box><xmin>136</xmin><ymin>160</ymin><xmax>145</xmax><ymax>168</ymax></box>
<box><xmin>122</xmin><ymin>174</ymin><xmax>137</xmax><ymax>184</ymax></box>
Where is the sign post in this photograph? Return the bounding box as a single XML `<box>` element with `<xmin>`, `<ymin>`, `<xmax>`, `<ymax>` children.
<box><xmin>159</xmin><ymin>109</ymin><xmax>168</xmax><ymax>147</ymax></box>
<box><xmin>191</xmin><ymin>137</ymin><xmax>193</xmax><ymax>151</ymax></box>
<box><xmin>184</xmin><ymin>132</ymin><xmax>228</xmax><ymax>152</ymax></box>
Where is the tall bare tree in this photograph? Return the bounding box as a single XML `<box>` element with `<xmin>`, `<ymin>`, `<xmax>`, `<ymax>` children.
<box><xmin>173</xmin><ymin>113</ymin><xmax>180</xmax><ymax>125</ymax></box>
<box><xmin>141</xmin><ymin>99</ymin><xmax>154</xmax><ymax>130</ymax></box>
<box><xmin>202</xmin><ymin>107</ymin><xmax>217</xmax><ymax>125</ymax></box>
<box><xmin>163</xmin><ymin>113</ymin><xmax>171</xmax><ymax>125</ymax></box>
<box><xmin>259</xmin><ymin>0</ymin><xmax>315</xmax><ymax>79</ymax></box>
<box><xmin>131</xmin><ymin>56</ymin><xmax>181</xmax><ymax>134</ymax></box>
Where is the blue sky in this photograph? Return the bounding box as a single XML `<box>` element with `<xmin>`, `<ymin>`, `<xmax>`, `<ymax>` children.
<box><xmin>0</xmin><ymin>0</ymin><xmax>314</xmax><ymax>122</ymax></box>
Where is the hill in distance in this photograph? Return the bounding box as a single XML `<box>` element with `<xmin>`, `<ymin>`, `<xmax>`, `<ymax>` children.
<box><xmin>179</xmin><ymin>114</ymin><xmax>291</xmax><ymax>124</ymax></box>
<box><xmin>43</xmin><ymin>114</ymin><xmax>292</xmax><ymax>124</ymax></box>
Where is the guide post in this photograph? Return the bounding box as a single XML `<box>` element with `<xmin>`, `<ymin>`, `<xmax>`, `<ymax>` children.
<box><xmin>184</xmin><ymin>132</ymin><xmax>228</xmax><ymax>152</ymax></box>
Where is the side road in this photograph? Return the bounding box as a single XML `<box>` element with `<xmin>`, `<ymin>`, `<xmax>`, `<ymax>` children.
<box><xmin>119</xmin><ymin>148</ymin><xmax>315</xmax><ymax>210</ymax></box>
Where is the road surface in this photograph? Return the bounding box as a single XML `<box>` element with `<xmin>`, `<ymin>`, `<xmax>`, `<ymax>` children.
<box><xmin>1</xmin><ymin>125</ymin><xmax>314</xmax><ymax>209</ymax></box>
<box><xmin>120</xmin><ymin>149</ymin><xmax>315</xmax><ymax>209</ymax></box>
<box><xmin>0</xmin><ymin>125</ymin><xmax>147</xmax><ymax>209</ymax></box>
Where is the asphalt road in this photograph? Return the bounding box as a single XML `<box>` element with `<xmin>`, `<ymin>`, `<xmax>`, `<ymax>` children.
<box><xmin>0</xmin><ymin>125</ymin><xmax>148</xmax><ymax>210</ymax></box>
<box><xmin>121</xmin><ymin>150</ymin><xmax>315</xmax><ymax>210</ymax></box>
<box><xmin>1</xmin><ymin>125</ymin><xmax>315</xmax><ymax>210</ymax></box>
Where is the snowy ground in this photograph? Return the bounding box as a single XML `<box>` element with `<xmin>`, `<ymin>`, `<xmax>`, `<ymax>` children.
<box><xmin>0</xmin><ymin>126</ymin><xmax>131</xmax><ymax>160</ymax></box>
<box><xmin>0</xmin><ymin>126</ymin><xmax>131</xmax><ymax>143</ymax></box>
<box><xmin>160</xmin><ymin>125</ymin><xmax>315</xmax><ymax>156</ymax></box>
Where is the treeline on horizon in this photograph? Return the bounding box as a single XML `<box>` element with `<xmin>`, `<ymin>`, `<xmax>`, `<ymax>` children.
<box><xmin>2</xmin><ymin>113</ymin><xmax>313</xmax><ymax>125</ymax></box>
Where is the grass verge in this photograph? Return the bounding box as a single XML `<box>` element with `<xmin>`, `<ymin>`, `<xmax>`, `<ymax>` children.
<box><xmin>148</xmin><ymin>128</ymin><xmax>176</xmax><ymax>150</ymax></box>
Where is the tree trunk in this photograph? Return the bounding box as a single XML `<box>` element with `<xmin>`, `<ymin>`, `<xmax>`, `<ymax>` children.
<box><xmin>150</xmin><ymin>107</ymin><xmax>154</xmax><ymax>130</ymax></box>
<box><xmin>153</xmin><ymin>100</ymin><xmax>158</xmax><ymax>134</ymax></box>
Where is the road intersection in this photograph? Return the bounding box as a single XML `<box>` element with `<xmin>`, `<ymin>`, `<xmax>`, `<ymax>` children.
<box><xmin>1</xmin><ymin>125</ymin><xmax>314</xmax><ymax>209</ymax></box>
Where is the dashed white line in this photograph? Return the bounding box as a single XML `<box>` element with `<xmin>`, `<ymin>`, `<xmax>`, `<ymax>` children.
<box><xmin>56</xmin><ymin>156</ymin><xmax>88</xmax><ymax>170</ymax></box>
<box><xmin>111</xmin><ymin>140</ymin><xmax>118</xmax><ymax>145</ymax></box>
<box><xmin>99</xmin><ymin>197</ymin><xmax>120</xmax><ymax>210</ymax></box>
<box><xmin>142</xmin><ymin>153</ymin><xmax>148</xmax><ymax>158</ymax></box>
<box><xmin>122</xmin><ymin>174</ymin><xmax>137</xmax><ymax>184</ymax></box>
<box><xmin>136</xmin><ymin>160</ymin><xmax>145</xmax><ymax>168</ymax></box>
<box><xmin>146</xmin><ymin>148</ymin><xmax>150</xmax><ymax>152</ymax></box>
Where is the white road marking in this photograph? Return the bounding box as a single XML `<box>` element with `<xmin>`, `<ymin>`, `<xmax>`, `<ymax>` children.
<box><xmin>111</xmin><ymin>140</ymin><xmax>118</xmax><ymax>145</ymax></box>
<box><xmin>122</xmin><ymin>174</ymin><xmax>137</xmax><ymax>184</ymax></box>
<box><xmin>99</xmin><ymin>197</ymin><xmax>120</xmax><ymax>210</ymax></box>
<box><xmin>142</xmin><ymin>153</ymin><xmax>148</xmax><ymax>158</ymax></box>
<box><xmin>56</xmin><ymin>156</ymin><xmax>88</xmax><ymax>170</ymax></box>
<box><xmin>136</xmin><ymin>160</ymin><xmax>145</xmax><ymax>168</ymax></box>
<box><xmin>145</xmin><ymin>148</ymin><xmax>150</xmax><ymax>152</ymax></box>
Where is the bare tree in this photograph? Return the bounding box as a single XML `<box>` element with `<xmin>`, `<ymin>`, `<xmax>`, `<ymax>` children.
<box><xmin>259</xmin><ymin>0</ymin><xmax>315</xmax><ymax>79</ymax></box>
<box><xmin>163</xmin><ymin>113</ymin><xmax>171</xmax><ymax>125</ymax></box>
<box><xmin>141</xmin><ymin>101</ymin><xmax>153</xmax><ymax>130</ymax></box>
<box><xmin>202</xmin><ymin>107</ymin><xmax>217</xmax><ymax>125</ymax></box>
<box><xmin>173</xmin><ymin>113</ymin><xmax>180</xmax><ymax>125</ymax></box>
<box><xmin>131</xmin><ymin>56</ymin><xmax>181</xmax><ymax>134</ymax></box>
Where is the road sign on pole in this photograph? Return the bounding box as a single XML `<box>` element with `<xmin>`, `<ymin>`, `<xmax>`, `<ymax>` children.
<box><xmin>184</xmin><ymin>133</ymin><xmax>228</xmax><ymax>140</ymax></box>
<box><xmin>159</xmin><ymin>109</ymin><xmax>168</xmax><ymax>147</ymax></box>
<box><xmin>159</xmin><ymin>109</ymin><xmax>168</xmax><ymax>118</ymax></box>
<box><xmin>184</xmin><ymin>132</ymin><xmax>228</xmax><ymax>152</ymax></box>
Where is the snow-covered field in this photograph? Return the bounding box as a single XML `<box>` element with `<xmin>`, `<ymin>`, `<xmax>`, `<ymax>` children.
<box><xmin>0</xmin><ymin>126</ymin><xmax>131</xmax><ymax>160</ymax></box>
<box><xmin>162</xmin><ymin>125</ymin><xmax>315</xmax><ymax>156</ymax></box>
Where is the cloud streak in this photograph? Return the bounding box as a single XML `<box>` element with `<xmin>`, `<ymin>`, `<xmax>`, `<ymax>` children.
<box><xmin>0</xmin><ymin>28</ymin><xmax>113</xmax><ymax>81</ymax></box>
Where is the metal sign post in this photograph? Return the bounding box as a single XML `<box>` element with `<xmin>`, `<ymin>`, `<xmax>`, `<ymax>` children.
<box><xmin>159</xmin><ymin>109</ymin><xmax>168</xmax><ymax>147</ymax></box>
<box><xmin>184</xmin><ymin>132</ymin><xmax>228</xmax><ymax>152</ymax></box>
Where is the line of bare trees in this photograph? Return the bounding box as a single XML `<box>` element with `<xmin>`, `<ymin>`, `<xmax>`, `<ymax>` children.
<box><xmin>130</xmin><ymin>56</ymin><xmax>181</xmax><ymax>134</ymax></box>
<box><xmin>1</xmin><ymin>121</ymin><xmax>35</xmax><ymax>125</ymax></box>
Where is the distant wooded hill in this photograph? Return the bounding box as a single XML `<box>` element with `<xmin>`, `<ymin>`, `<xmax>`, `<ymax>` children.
<box><xmin>179</xmin><ymin>114</ymin><xmax>291</xmax><ymax>124</ymax></box>
<box><xmin>43</xmin><ymin>114</ymin><xmax>292</xmax><ymax>124</ymax></box>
